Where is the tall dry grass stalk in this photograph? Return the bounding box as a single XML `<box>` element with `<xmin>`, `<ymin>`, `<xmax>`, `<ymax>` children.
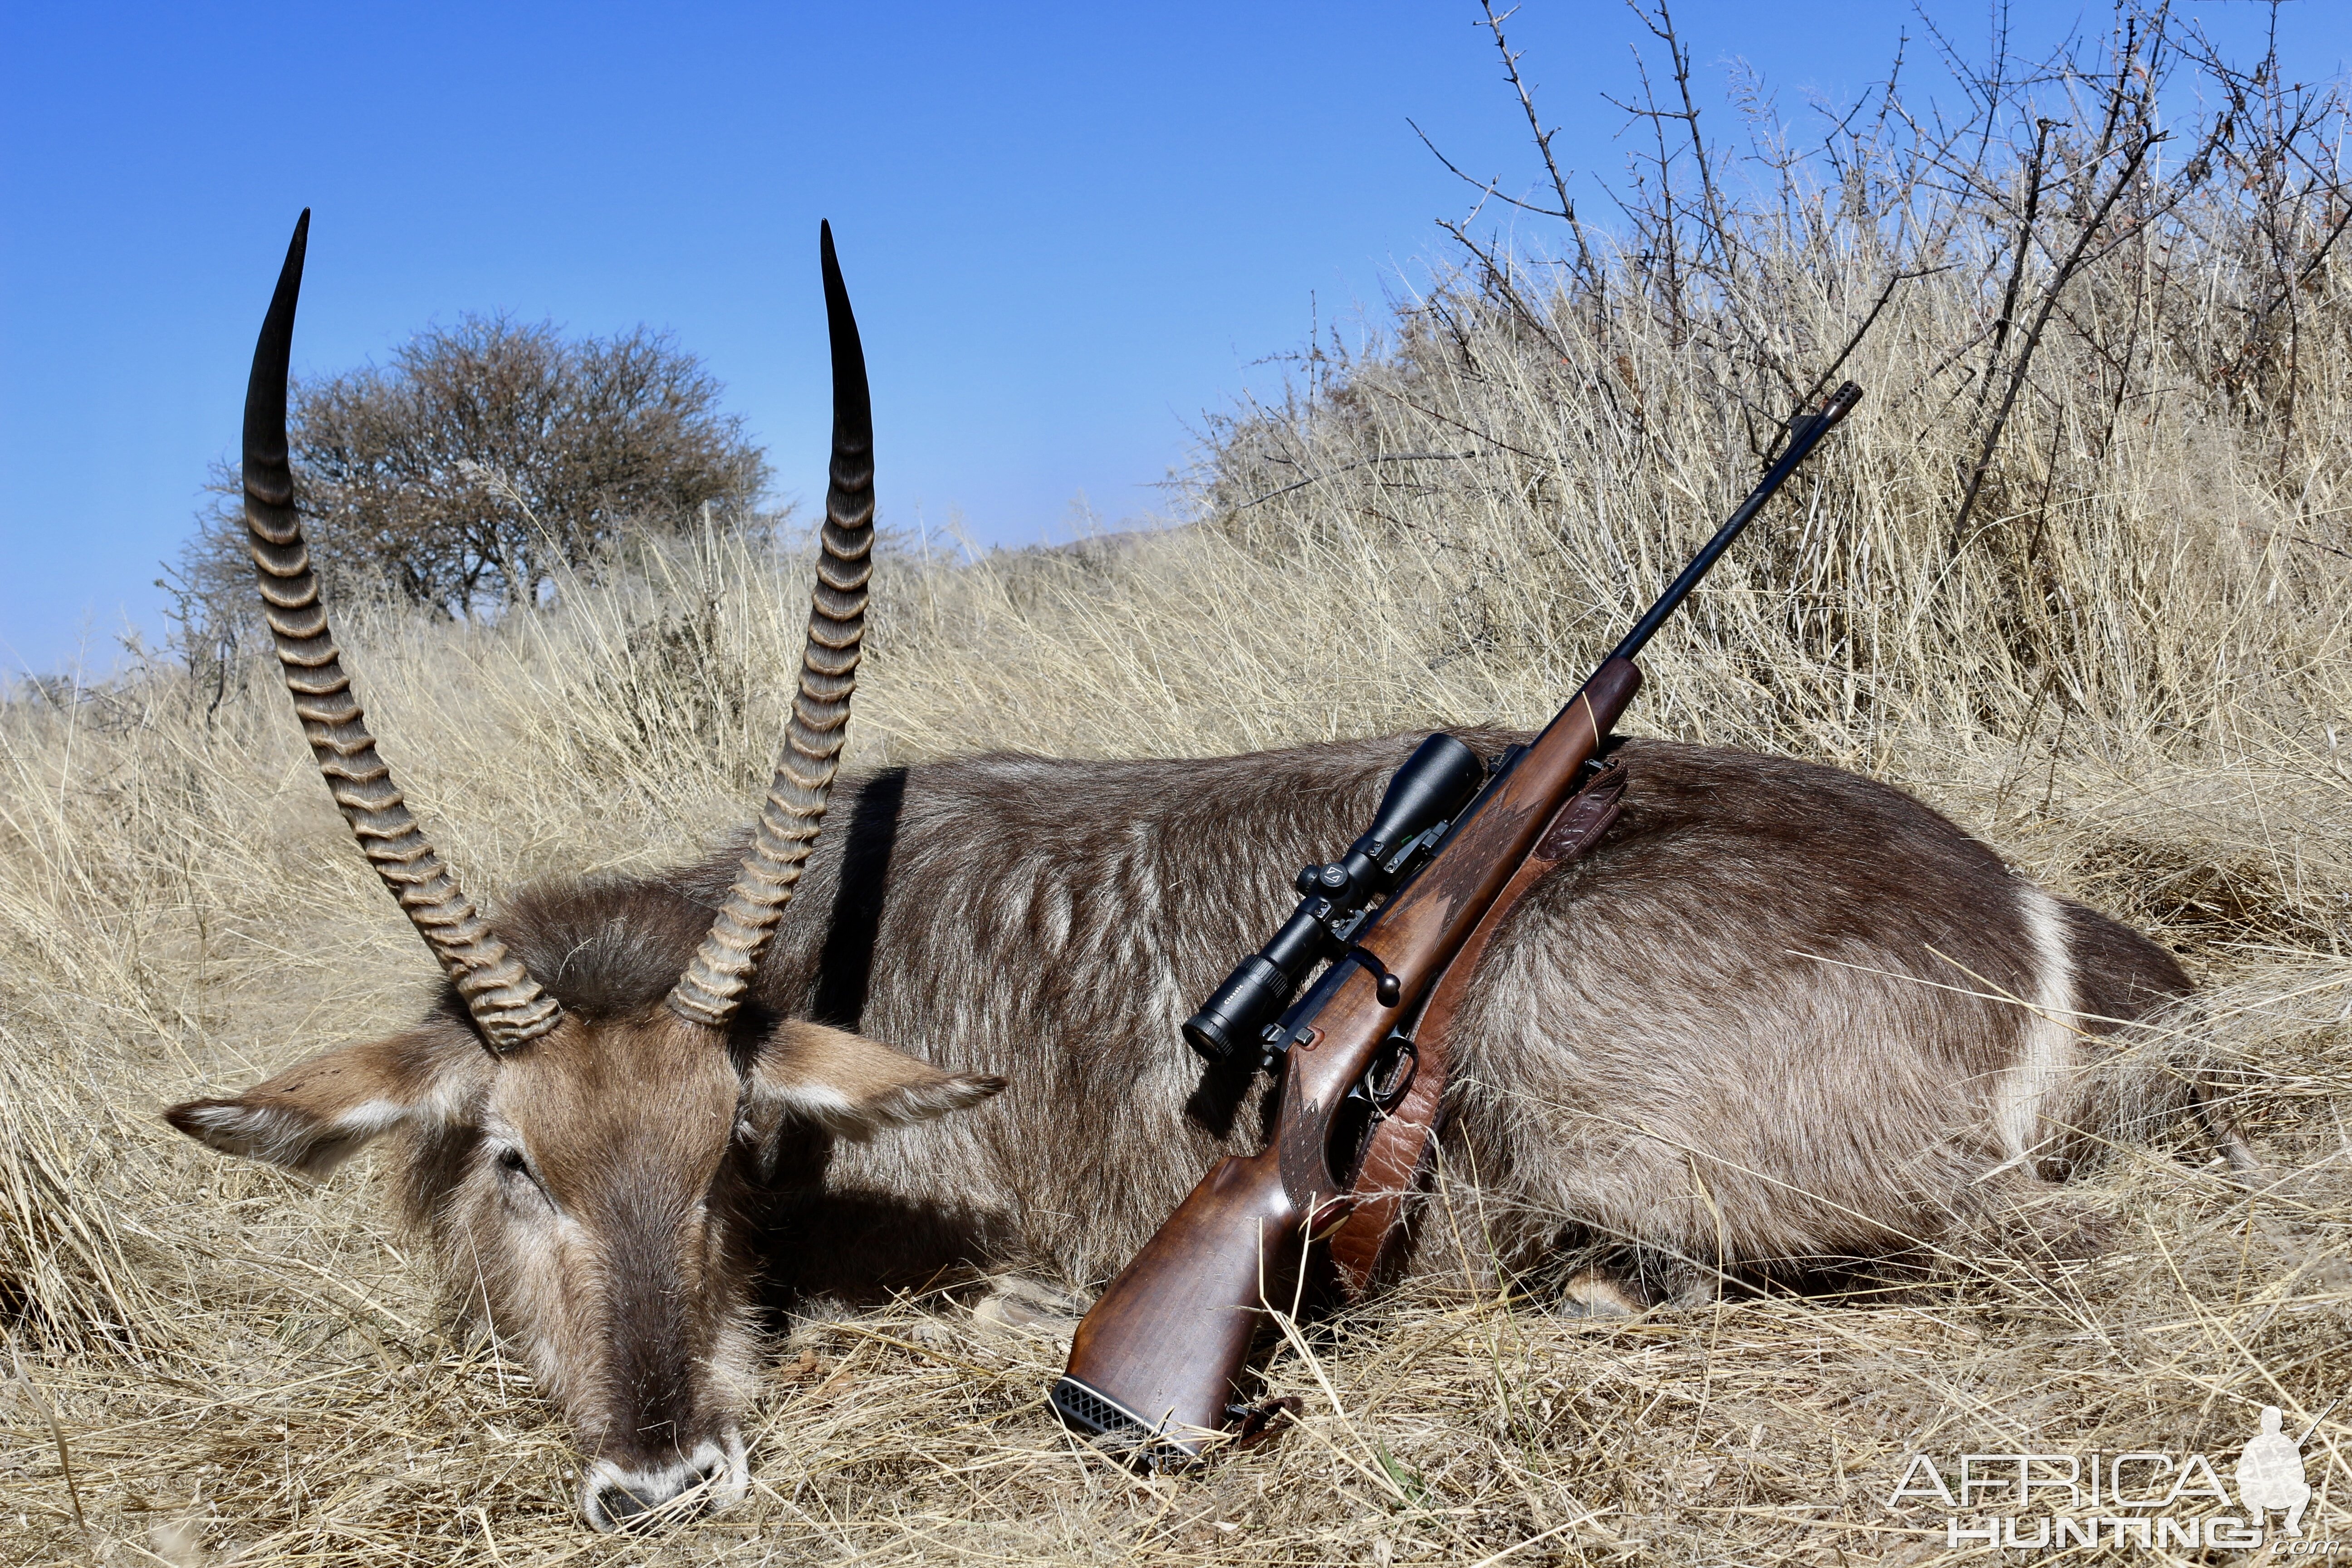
<box><xmin>5</xmin><ymin>6</ymin><xmax>2352</xmax><ymax>1560</ymax></box>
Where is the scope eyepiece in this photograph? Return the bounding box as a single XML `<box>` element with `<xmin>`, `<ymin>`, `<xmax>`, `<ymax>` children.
<box><xmin>1183</xmin><ymin>732</ymin><xmax>1490</xmax><ymax>1067</ymax></box>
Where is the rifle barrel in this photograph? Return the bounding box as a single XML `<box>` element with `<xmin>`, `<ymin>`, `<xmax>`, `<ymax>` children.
<box><xmin>1607</xmin><ymin>381</ymin><xmax>1863</xmax><ymax>666</ymax></box>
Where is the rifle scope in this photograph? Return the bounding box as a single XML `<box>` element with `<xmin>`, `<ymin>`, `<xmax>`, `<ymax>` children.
<box><xmin>1183</xmin><ymin>732</ymin><xmax>1487</xmax><ymax>1065</ymax></box>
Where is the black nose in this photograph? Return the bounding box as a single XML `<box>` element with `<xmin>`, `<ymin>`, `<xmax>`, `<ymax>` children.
<box><xmin>600</xmin><ymin>1484</ymin><xmax>666</xmax><ymax>1524</ymax></box>
<box><xmin>589</xmin><ymin>1454</ymin><xmax>724</xmax><ymax>1529</ymax></box>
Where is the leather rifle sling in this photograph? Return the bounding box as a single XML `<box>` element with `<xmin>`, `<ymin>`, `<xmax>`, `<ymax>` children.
<box><xmin>1326</xmin><ymin>758</ymin><xmax>1629</xmax><ymax>1297</ymax></box>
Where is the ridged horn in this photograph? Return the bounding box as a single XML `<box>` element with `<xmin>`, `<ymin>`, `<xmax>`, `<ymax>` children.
<box><xmin>667</xmin><ymin>221</ymin><xmax>874</xmax><ymax>1030</ymax></box>
<box><xmin>243</xmin><ymin>211</ymin><xmax>562</xmax><ymax>1054</ymax></box>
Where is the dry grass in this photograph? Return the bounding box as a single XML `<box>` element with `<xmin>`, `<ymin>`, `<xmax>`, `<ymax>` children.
<box><xmin>10</xmin><ymin>11</ymin><xmax>2352</xmax><ymax>1562</ymax></box>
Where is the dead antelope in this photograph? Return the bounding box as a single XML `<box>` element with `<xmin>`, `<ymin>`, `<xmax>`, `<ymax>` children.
<box><xmin>170</xmin><ymin>215</ymin><xmax>2238</xmax><ymax>1530</ymax></box>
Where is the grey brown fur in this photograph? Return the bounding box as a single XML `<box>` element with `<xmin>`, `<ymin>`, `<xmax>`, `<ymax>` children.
<box><xmin>472</xmin><ymin>729</ymin><xmax>2200</xmax><ymax>1294</ymax></box>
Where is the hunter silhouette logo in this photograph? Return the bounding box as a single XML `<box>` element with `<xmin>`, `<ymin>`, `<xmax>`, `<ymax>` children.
<box><xmin>2237</xmin><ymin>1406</ymin><xmax>2312</xmax><ymax>1538</ymax></box>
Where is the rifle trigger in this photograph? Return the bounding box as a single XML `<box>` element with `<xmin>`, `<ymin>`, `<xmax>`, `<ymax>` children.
<box><xmin>1365</xmin><ymin>1036</ymin><xmax>1419</xmax><ymax>1110</ymax></box>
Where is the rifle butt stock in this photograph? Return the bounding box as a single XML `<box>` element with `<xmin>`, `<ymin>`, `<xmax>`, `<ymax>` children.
<box><xmin>1052</xmin><ymin>1149</ymin><xmax>1304</xmax><ymax>1465</ymax></box>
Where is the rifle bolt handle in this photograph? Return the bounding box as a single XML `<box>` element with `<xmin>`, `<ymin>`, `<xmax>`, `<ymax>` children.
<box><xmin>1376</xmin><ymin>973</ymin><xmax>1402</xmax><ymax>1007</ymax></box>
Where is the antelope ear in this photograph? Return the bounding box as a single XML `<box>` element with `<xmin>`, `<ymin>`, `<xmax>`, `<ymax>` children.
<box><xmin>165</xmin><ymin>1027</ymin><xmax>480</xmax><ymax>1179</ymax></box>
<box><xmin>745</xmin><ymin>1021</ymin><xmax>1005</xmax><ymax>1143</ymax></box>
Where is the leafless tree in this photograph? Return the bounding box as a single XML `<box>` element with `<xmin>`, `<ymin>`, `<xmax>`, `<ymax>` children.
<box><xmin>167</xmin><ymin>314</ymin><xmax>770</xmax><ymax>685</ymax></box>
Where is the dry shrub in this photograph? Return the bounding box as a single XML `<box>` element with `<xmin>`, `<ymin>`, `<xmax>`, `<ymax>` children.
<box><xmin>7</xmin><ymin>6</ymin><xmax>2352</xmax><ymax>1562</ymax></box>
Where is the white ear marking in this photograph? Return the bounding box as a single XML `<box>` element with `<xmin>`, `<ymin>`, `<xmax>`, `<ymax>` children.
<box><xmin>172</xmin><ymin>1097</ymin><xmax>403</xmax><ymax>1178</ymax></box>
<box><xmin>745</xmin><ymin>1022</ymin><xmax>1007</xmax><ymax>1143</ymax></box>
<box><xmin>769</xmin><ymin>1081</ymin><xmax>894</xmax><ymax>1142</ymax></box>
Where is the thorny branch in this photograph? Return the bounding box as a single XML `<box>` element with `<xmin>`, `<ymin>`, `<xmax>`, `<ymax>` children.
<box><xmin>1953</xmin><ymin>133</ymin><xmax>2159</xmax><ymax>546</ymax></box>
<box><xmin>1478</xmin><ymin>1</ymin><xmax>1604</xmax><ymax>299</ymax></box>
<box><xmin>1432</xmin><ymin>2</ymin><xmax>2338</xmax><ymax>485</ymax></box>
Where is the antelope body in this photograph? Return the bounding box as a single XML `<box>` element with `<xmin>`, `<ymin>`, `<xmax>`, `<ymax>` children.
<box><xmin>168</xmin><ymin>218</ymin><xmax>2223</xmax><ymax>1530</ymax></box>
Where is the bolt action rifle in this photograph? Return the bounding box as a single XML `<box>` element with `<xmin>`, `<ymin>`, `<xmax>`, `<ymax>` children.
<box><xmin>1051</xmin><ymin>382</ymin><xmax>1866</xmax><ymax>1463</ymax></box>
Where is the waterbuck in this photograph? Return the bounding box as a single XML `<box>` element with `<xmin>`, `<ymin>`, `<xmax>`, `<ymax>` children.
<box><xmin>168</xmin><ymin>215</ymin><xmax>2238</xmax><ymax>1530</ymax></box>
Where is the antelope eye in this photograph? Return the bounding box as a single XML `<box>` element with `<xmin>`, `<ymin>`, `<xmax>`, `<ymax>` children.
<box><xmin>495</xmin><ymin>1147</ymin><xmax>529</xmax><ymax>1176</ymax></box>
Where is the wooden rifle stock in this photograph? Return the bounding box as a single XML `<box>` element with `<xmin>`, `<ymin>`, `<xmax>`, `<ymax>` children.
<box><xmin>1054</xmin><ymin>382</ymin><xmax>1864</xmax><ymax>1459</ymax></box>
<box><xmin>1053</xmin><ymin>1149</ymin><xmax>1298</xmax><ymax>1461</ymax></box>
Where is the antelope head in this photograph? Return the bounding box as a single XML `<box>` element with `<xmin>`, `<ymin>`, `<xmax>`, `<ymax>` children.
<box><xmin>166</xmin><ymin>214</ymin><xmax>1004</xmax><ymax>1529</ymax></box>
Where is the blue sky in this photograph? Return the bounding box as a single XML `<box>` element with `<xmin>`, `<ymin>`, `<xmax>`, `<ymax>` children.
<box><xmin>6</xmin><ymin>1</ymin><xmax>2348</xmax><ymax>676</ymax></box>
